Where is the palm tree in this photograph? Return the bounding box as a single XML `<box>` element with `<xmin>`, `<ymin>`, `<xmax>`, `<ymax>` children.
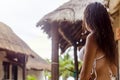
<box><xmin>59</xmin><ymin>49</ymin><xmax>82</xmax><ymax>80</ymax></box>
<box><xmin>59</xmin><ymin>53</ymin><xmax>73</xmax><ymax>80</ymax></box>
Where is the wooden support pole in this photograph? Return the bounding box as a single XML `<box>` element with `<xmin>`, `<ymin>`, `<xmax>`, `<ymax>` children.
<box><xmin>118</xmin><ymin>8</ymin><xmax>120</xmax><ymax>80</ymax></box>
<box><xmin>74</xmin><ymin>45</ymin><xmax>78</xmax><ymax>80</ymax></box>
<box><xmin>23</xmin><ymin>55</ymin><xmax>27</xmax><ymax>80</ymax></box>
<box><xmin>9</xmin><ymin>65</ymin><xmax>12</xmax><ymax>80</ymax></box>
<box><xmin>117</xmin><ymin>41</ymin><xmax>120</xmax><ymax>80</ymax></box>
<box><xmin>51</xmin><ymin>24</ymin><xmax>59</xmax><ymax>80</ymax></box>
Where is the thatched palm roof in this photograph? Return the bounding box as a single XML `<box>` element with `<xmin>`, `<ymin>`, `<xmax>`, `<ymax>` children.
<box><xmin>27</xmin><ymin>53</ymin><xmax>51</xmax><ymax>71</ymax></box>
<box><xmin>0</xmin><ymin>22</ymin><xmax>35</xmax><ymax>55</ymax></box>
<box><xmin>37</xmin><ymin>0</ymin><xmax>103</xmax><ymax>24</ymax></box>
<box><xmin>37</xmin><ymin>0</ymin><xmax>103</xmax><ymax>53</ymax></box>
<box><xmin>0</xmin><ymin>22</ymin><xmax>50</xmax><ymax>71</ymax></box>
<box><xmin>108</xmin><ymin>0</ymin><xmax>120</xmax><ymax>15</ymax></box>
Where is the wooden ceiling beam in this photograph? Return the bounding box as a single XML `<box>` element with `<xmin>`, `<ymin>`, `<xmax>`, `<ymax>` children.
<box><xmin>59</xmin><ymin>27</ymin><xmax>75</xmax><ymax>46</ymax></box>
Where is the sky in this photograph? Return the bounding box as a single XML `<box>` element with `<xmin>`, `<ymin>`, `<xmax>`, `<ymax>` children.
<box><xmin>0</xmin><ymin>0</ymin><xmax>69</xmax><ymax>59</ymax></box>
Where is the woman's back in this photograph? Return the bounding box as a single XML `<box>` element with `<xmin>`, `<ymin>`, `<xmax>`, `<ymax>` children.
<box><xmin>95</xmin><ymin>49</ymin><xmax>117</xmax><ymax>80</ymax></box>
<box><xmin>79</xmin><ymin>33</ymin><xmax>117</xmax><ymax>80</ymax></box>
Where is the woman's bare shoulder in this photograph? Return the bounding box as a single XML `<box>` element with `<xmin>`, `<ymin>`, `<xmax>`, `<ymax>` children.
<box><xmin>84</xmin><ymin>32</ymin><xmax>98</xmax><ymax>55</ymax></box>
<box><xmin>86</xmin><ymin>33</ymin><xmax>97</xmax><ymax>46</ymax></box>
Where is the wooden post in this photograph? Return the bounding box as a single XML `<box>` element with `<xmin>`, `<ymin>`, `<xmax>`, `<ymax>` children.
<box><xmin>9</xmin><ymin>65</ymin><xmax>12</xmax><ymax>80</ymax></box>
<box><xmin>74</xmin><ymin>45</ymin><xmax>78</xmax><ymax>80</ymax></box>
<box><xmin>118</xmin><ymin>8</ymin><xmax>120</xmax><ymax>80</ymax></box>
<box><xmin>51</xmin><ymin>24</ymin><xmax>59</xmax><ymax>80</ymax></box>
<box><xmin>117</xmin><ymin>41</ymin><xmax>120</xmax><ymax>80</ymax></box>
<box><xmin>23</xmin><ymin>55</ymin><xmax>27</xmax><ymax>80</ymax></box>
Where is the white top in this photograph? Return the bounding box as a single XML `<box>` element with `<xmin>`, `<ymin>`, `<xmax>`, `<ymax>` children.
<box><xmin>79</xmin><ymin>46</ymin><xmax>85</xmax><ymax>61</ymax></box>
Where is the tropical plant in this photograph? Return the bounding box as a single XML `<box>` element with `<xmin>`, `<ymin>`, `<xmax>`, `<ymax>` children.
<box><xmin>44</xmin><ymin>48</ymin><xmax>82</xmax><ymax>80</ymax></box>
<box><xmin>27</xmin><ymin>75</ymin><xmax>37</xmax><ymax>80</ymax></box>
<box><xmin>44</xmin><ymin>70</ymin><xmax>51</xmax><ymax>80</ymax></box>
<box><xmin>59</xmin><ymin>53</ymin><xmax>73</xmax><ymax>80</ymax></box>
<box><xmin>59</xmin><ymin>48</ymin><xmax>82</xmax><ymax>80</ymax></box>
<box><xmin>44</xmin><ymin>59</ymin><xmax>51</xmax><ymax>80</ymax></box>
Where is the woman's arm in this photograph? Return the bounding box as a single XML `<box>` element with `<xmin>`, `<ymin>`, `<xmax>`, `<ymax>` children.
<box><xmin>80</xmin><ymin>33</ymin><xmax>97</xmax><ymax>80</ymax></box>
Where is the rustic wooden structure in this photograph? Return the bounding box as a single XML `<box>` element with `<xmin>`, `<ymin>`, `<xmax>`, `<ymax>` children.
<box><xmin>107</xmin><ymin>0</ymin><xmax>120</xmax><ymax>79</ymax></box>
<box><xmin>37</xmin><ymin>0</ymin><xmax>119</xmax><ymax>80</ymax></box>
<box><xmin>37</xmin><ymin>0</ymin><xmax>102</xmax><ymax>80</ymax></box>
<box><xmin>0</xmin><ymin>22</ymin><xmax>50</xmax><ymax>80</ymax></box>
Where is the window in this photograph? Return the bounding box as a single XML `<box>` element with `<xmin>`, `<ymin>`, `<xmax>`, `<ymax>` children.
<box><xmin>12</xmin><ymin>64</ymin><xmax>18</xmax><ymax>80</ymax></box>
<box><xmin>3</xmin><ymin>62</ymin><xmax>10</xmax><ymax>79</ymax></box>
<box><xmin>3</xmin><ymin>62</ymin><xmax>18</xmax><ymax>80</ymax></box>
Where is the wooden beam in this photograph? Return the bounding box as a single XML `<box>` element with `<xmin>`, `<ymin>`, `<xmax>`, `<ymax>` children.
<box><xmin>51</xmin><ymin>24</ymin><xmax>59</xmax><ymax>80</ymax></box>
<box><xmin>59</xmin><ymin>28</ymin><xmax>72</xmax><ymax>45</ymax></box>
<box><xmin>74</xmin><ymin>45</ymin><xmax>78</xmax><ymax>80</ymax></box>
<box><xmin>59</xmin><ymin>27</ymin><xmax>74</xmax><ymax>45</ymax></box>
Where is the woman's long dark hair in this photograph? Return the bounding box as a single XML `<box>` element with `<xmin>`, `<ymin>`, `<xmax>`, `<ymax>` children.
<box><xmin>84</xmin><ymin>2</ymin><xmax>116</xmax><ymax>64</ymax></box>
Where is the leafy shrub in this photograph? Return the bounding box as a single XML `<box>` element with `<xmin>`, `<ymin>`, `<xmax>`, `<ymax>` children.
<box><xmin>27</xmin><ymin>75</ymin><xmax>37</xmax><ymax>80</ymax></box>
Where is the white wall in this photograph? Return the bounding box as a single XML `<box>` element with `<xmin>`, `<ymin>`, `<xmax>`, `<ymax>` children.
<box><xmin>18</xmin><ymin>66</ymin><xmax>23</xmax><ymax>80</ymax></box>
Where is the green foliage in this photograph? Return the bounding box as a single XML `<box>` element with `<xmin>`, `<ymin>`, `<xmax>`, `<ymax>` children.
<box><xmin>44</xmin><ymin>48</ymin><xmax>82</xmax><ymax>80</ymax></box>
<box><xmin>45</xmin><ymin>58</ymin><xmax>51</xmax><ymax>63</ymax></box>
<box><xmin>44</xmin><ymin>59</ymin><xmax>51</xmax><ymax>80</ymax></box>
<box><xmin>59</xmin><ymin>53</ymin><xmax>73</xmax><ymax>78</ymax></box>
<box><xmin>44</xmin><ymin>70</ymin><xmax>51</xmax><ymax>80</ymax></box>
<box><xmin>59</xmin><ymin>49</ymin><xmax>82</xmax><ymax>79</ymax></box>
<box><xmin>27</xmin><ymin>75</ymin><xmax>37</xmax><ymax>80</ymax></box>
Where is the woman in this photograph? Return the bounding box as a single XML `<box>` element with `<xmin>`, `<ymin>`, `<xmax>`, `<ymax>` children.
<box><xmin>79</xmin><ymin>2</ymin><xmax>117</xmax><ymax>80</ymax></box>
